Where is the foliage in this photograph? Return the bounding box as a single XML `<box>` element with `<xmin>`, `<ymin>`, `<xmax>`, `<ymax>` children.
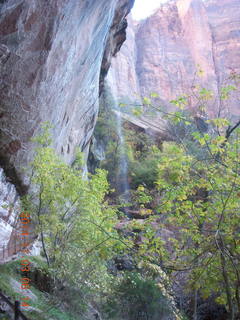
<box><xmin>95</xmin><ymin>86</ymin><xmax>160</xmax><ymax>193</ymax></box>
<box><xmin>94</xmin><ymin>86</ymin><xmax>118</xmax><ymax>144</ymax></box>
<box><xmin>88</xmin><ymin>72</ymin><xmax>240</xmax><ymax>318</ymax></box>
<box><xmin>94</xmin><ymin>86</ymin><xmax>125</xmax><ymax>187</ymax></box>
<box><xmin>132</xmin><ymin>87</ymin><xmax>240</xmax><ymax>318</ymax></box>
<box><xmin>124</xmin><ymin>128</ymin><xmax>161</xmax><ymax>189</ymax></box>
<box><xmin>0</xmin><ymin>259</ymin><xmax>78</xmax><ymax>320</ymax></box>
<box><xmin>129</xmin><ymin>149</ymin><xmax>160</xmax><ymax>189</ymax></box>
<box><xmin>101</xmin><ymin>73</ymin><xmax>240</xmax><ymax>318</ymax></box>
<box><xmin>133</xmin><ymin>185</ymin><xmax>153</xmax><ymax>207</ymax></box>
<box><xmin>103</xmin><ymin>272</ymin><xmax>172</xmax><ymax>320</ymax></box>
<box><xmin>152</xmin><ymin>133</ymin><xmax>239</xmax><ymax>315</ymax></box>
<box><xmin>22</xmin><ymin>123</ymin><xmax>127</xmax><ymax>299</ymax></box>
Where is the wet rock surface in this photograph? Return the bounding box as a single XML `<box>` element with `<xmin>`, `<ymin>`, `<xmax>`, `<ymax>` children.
<box><xmin>0</xmin><ymin>168</ymin><xmax>19</xmax><ymax>249</ymax></box>
<box><xmin>0</xmin><ymin>0</ymin><xmax>133</xmax><ymax>259</ymax></box>
<box><xmin>0</xmin><ymin>0</ymin><xmax>133</xmax><ymax>189</ymax></box>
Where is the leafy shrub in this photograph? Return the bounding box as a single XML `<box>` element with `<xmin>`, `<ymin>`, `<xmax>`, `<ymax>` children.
<box><xmin>129</xmin><ymin>146</ymin><xmax>161</xmax><ymax>189</ymax></box>
<box><xmin>22</xmin><ymin>123</ymin><xmax>126</xmax><ymax>302</ymax></box>
<box><xmin>103</xmin><ymin>272</ymin><xmax>172</xmax><ymax>320</ymax></box>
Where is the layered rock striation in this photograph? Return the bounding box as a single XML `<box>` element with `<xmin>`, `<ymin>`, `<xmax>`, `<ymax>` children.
<box><xmin>0</xmin><ymin>0</ymin><xmax>134</xmax><ymax>191</ymax></box>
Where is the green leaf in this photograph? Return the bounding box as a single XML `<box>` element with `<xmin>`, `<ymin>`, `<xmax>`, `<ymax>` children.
<box><xmin>150</xmin><ymin>92</ymin><xmax>159</xmax><ymax>98</ymax></box>
<box><xmin>143</xmin><ymin>97</ymin><xmax>151</xmax><ymax>105</ymax></box>
<box><xmin>119</xmin><ymin>103</ymin><xmax>127</xmax><ymax>108</ymax></box>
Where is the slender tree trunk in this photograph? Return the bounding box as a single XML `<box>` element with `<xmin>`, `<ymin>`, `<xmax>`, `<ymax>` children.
<box><xmin>235</xmin><ymin>284</ymin><xmax>240</xmax><ymax>319</ymax></box>
<box><xmin>37</xmin><ymin>184</ymin><xmax>50</xmax><ymax>266</ymax></box>
<box><xmin>193</xmin><ymin>288</ymin><xmax>198</xmax><ymax>320</ymax></box>
<box><xmin>220</xmin><ymin>253</ymin><xmax>234</xmax><ymax>319</ymax></box>
<box><xmin>40</xmin><ymin>230</ymin><xmax>50</xmax><ymax>266</ymax></box>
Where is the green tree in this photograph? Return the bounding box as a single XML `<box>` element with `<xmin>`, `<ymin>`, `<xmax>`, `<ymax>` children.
<box><xmin>131</xmin><ymin>79</ymin><xmax>240</xmax><ymax>319</ymax></box>
<box><xmin>22</xmin><ymin>123</ymin><xmax>127</xmax><ymax>295</ymax></box>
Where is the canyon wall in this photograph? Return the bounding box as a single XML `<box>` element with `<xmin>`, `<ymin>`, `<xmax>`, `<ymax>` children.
<box><xmin>0</xmin><ymin>0</ymin><xmax>134</xmax><ymax>191</ymax></box>
<box><xmin>108</xmin><ymin>0</ymin><xmax>240</xmax><ymax>117</ymax></box>
<box><xmin>0</xmin><ymin>0</ymin><xmax>133</xmax><ymax>258</ymax></box>
<box><xmin>107</xmin><ymin>16</ymin><xmax>141</xmax><ymax>104</ymax></box>
<box><xmin>0</xmin><ymin>168</ymin><xmax>19</xmax><ymax>252</ymax></box>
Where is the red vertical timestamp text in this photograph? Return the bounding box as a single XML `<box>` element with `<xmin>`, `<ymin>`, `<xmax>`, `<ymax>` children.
<box><xmin>19</xmin><ymin>211</ymin><xmax>32</xmax><ymax>308</ymax></box>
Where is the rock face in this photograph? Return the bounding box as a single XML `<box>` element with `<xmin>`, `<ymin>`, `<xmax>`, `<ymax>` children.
<box><xmin>108</xmin><ymin>0</ymin><xmax>240</xmax><ymax>116</ymax></box>
<box><xmin>0</xmin><ymin>0</ymin><xmax>134</xmax><ymax>259</ymax></box>
<box><xmin>107</xmin><ymin>15</ymin><xmax>141</xmax><ymax>104</ymax></box>
<box><xmin>0</xmin><ymin>168</ymin><xmax>19</xmax><ymax>258</ymax></box>
<box><xmin>0</xmin><ymin>0</ymin><xmax>134</xmax><ymax>191</ymax></box>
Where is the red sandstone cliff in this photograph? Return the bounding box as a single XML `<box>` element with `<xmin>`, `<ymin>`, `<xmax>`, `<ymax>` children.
<box><xmin>108</xmin><ymin>0</ymin><xmax>240</xmax><ymax>117</ymax></box>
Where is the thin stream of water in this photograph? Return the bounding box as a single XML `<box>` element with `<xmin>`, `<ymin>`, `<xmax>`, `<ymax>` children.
<box><xmin>115</xmin><ymin>107</ymin><xmax>131</xmax><ymax>204</ymax></box>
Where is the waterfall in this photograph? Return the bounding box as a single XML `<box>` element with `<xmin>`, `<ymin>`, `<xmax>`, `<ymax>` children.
<box><xmin>103</xmin><ymin>69</ymin><xmax>131</xmax><ymax>206</ymax></box>
<box><xmin>115</xmin><ymin>107</ymin><xmax>131</xmax><ymax>205</ymax></box>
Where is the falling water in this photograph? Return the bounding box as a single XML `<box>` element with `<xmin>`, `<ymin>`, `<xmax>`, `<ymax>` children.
<box><xmin>115</xmin><ymin>107</ymin><xmax>131</xmax><ymax>205</ymax></box>
<box><xmin>106</xmin><ymin>62</ymin><xmax>131</xmax><ymax>206</ymax></box>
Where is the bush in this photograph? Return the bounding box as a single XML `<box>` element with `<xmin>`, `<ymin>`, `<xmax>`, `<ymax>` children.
<box><xmin>129</xmin><ymin>146</ymin><xmax>161</xmax><ymax>189</ymax></box>
<box><xmin>22</xmin><ymin>123</ymin><xmax>125</xmax><ymax>302</ymax></box>
<box><xmin>103</xmin><ymin>272</ymin><xmax>172</xmax><ymax>320</ymax></box>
